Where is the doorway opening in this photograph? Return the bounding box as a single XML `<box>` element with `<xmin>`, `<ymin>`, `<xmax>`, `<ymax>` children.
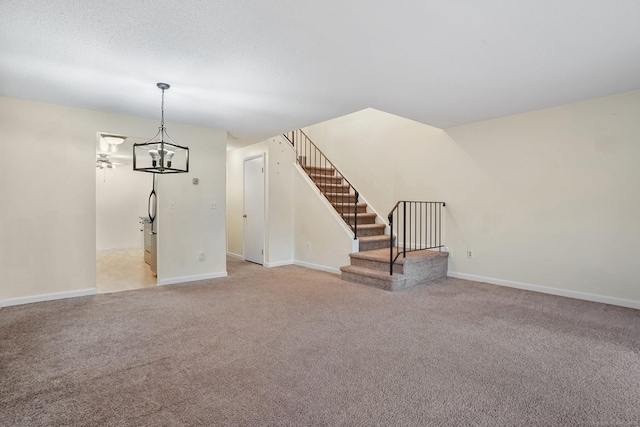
<box><xmin>95</xmin><ymin>132</ymin><xmax>157</xmax><ymax>293</ymax></box>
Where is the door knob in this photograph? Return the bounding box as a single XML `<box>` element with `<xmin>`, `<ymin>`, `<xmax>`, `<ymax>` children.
<box><xmin>243</xmin><ymin>214</ymin><xmax>247</xmax><ymax>218</ymax></box>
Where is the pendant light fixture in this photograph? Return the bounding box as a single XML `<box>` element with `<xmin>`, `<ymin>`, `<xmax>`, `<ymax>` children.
<box><xmin>133</xmin><ymin>83</ymin><xmax>189</xmax><ymax>174</ymax></box>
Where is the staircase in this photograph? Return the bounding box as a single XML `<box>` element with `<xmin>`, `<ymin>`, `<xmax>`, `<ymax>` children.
<box><xmin>303</xmin><ymin>165</ymin><xmax>389</xmax><ymax>251</ymax></box>
<box><xmin>285</xmin><ymin>130</ymin><xmax>448</xmax><ymax>292</ymax></box>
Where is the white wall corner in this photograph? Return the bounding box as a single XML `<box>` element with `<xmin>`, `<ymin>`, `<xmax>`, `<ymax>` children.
<box><xmin>447</xmin><ymin>271</ymin><xmax>640</xmax><ymax>310</ymax></box>
<box><xmin>157</xmin><ymin>271</ymin><xmax>228</xmax><ymax>286</ymax></box>
<box><xmin>1</xmin><ymin>288</ymin><xmax>98</xmax><ymax>308</ymax></box>
<box><xmin>265</xmin><ymin>260</ymin><xmax>294</xmax><ymax>268</ymax></box>
<box><xmin>226</xmin><ymin>252</ymin><xmax>243</xmax><ymax>260</ymax></box>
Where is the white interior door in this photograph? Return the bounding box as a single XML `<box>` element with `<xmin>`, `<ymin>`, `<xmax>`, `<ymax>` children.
<box><xmin>244</xmin><ymin>156</ymin><xmax>265</xmax><ymax>264</ymax></box>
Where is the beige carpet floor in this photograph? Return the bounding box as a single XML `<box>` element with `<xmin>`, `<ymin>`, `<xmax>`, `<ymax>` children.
<box><xmin>1</xmin><ymin>257</ymin><xmax>639</xmax><ymax>426</ymax></box>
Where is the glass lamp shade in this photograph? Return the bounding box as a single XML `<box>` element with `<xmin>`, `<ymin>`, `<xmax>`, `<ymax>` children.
<box><xmin>133</xmin><ymin>128</ymin><xmax>189</xmax><ymax>174</ymax></box>
<box><xmin>102</xmin><ymin>135</ymin><xmax>125</xmax><ymax>145</ymax></box>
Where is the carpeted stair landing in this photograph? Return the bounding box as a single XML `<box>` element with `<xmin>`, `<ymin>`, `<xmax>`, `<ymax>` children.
<box><xmin>341</xmin><ymin>248</ymin><xmax>449</xmax><ymax>291</ymax></box>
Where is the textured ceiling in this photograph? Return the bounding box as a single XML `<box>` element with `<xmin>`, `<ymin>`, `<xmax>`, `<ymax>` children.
<box><xmin>2</xmin><ymin>1</ymin><xmax>640</xmax><ymax>147</ymax></box>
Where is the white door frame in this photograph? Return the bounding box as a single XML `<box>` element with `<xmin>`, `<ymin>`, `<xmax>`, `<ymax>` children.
<box><xmin>243</xmin><ymin>154</ymin><xmax>266</xmax><ymax>264</ymax></box>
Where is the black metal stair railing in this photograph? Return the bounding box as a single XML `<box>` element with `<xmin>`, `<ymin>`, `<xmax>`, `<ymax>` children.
<box><xmin>283</xmin><ymin>129</ymin><xmax>359</xmax><ymax>239</ymax></box>
<box><xmin>388</xmin><ymin>201</ymin><xmax>446</xmax><ymax>275</ymax></box>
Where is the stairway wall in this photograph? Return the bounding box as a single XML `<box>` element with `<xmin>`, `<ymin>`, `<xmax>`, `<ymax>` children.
<box><xmin>304</xmin><ymin>91</ymin><xmax>640</xmax><ymax>308</ymax></box>
<box><xmin>293</xmin><ymin>167</ymin><xmax>356</xmax><ymax>273</ymax></box>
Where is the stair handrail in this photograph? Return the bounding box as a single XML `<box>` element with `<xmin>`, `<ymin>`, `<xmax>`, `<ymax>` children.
<box><xmin>388</xmin><ymin>201</ymin><xmax>446</xmax><ymax>275</ymax></box>
<box><xmin>283</xmin><ymin>129</ymin><xmax>360</xmax><ymax>239</ymax></box>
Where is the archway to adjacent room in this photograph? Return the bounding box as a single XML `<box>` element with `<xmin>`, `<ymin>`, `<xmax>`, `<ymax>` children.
<box><xmin>95</xmin><ymin>132</ymin><xmax>157</xmax><ymax>293</ymax></box>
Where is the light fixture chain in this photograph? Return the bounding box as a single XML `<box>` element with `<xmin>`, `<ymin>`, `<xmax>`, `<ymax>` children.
<box><xmin>160</xmin><ymin>88</ymin><xmax>165</xmax><ymax>128</ymax></box>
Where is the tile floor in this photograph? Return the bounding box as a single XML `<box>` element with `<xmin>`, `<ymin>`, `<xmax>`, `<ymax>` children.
<box><xmin>96</xmin><ymin>248</ymin><xmax>156</xmax><ymax>293</ymax></box>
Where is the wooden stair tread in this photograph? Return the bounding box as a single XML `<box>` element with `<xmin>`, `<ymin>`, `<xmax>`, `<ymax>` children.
<box><xmin>333</xmin><ymin>202</ymin><xmax>368</xmax><ymax>214</ymax></box>
<box><xmin>303</xmin><ymin>166</ymin><xmax>335</xmax><ymax>174</ymax></box>
<box><xmin>356</xmin><ymin>223</ymin><xmax>385</xmax><ymax>229</ymax></box>
<box><xmin>312</xmin><ymin>178</ymin><xmax>343</xmax><ymax>184</ymax></box>
<box><xmin>342</xmin><ymin>212</ymin><xmax>376</xmax><ymax>218</ymax></box>
<box><xmin>358</xmin><ymin>235</ymin><xmax>390</xmax><ymax>242</ymax></box>
<box><xmin>317</xmin><ymin>183</ymin><xmax>349</xmax><ymax>188</ymax></box>
<box><xmin>309</xmin><ymin>172</ymin><xmax>339</xmax><ymax>177</ymax></box>
<box><xmin>325</xmin><ymin>192</ymin><xmax>356</xmax><ymax>197</ymax></box>
<box><xmin>333</xmin><ymin>202</ymin><xmax>367</xmax><ymax>207</ymax></box>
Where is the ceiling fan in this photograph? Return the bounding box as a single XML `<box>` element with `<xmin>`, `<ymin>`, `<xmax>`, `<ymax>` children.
<box><xmin>96</xmin><ymin>153</ymin><xmax>128</xmax><ymax>169</ymax></box>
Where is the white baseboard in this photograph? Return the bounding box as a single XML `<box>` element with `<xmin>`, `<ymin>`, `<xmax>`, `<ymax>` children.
<box><xmin>1</xmin><ymin>288</ymin><xmax>97</xmax><ymax>308</ymax></box>
<box><xmin>294</xmin><ymin>260</ymin><xmax>341</xmax><ymax>275</ymax></box>
<box><xmin>447</xmin><ymin>271</ymin><xmax>640</xmax><ymax>310</ymax></box>
<box><xmin>265</xmin><ymin>260</ymin><xmax>294</xmax><ymax>268</ymax></box>
<box><xmin>226</xmin><ymin>252</ymin><xmax>243</xmax><ymax>260</ymax></box>
<box><xmin>157</xmin><ymin>271</ymin><xmax>228</xmax><ymax>286</ymax></box>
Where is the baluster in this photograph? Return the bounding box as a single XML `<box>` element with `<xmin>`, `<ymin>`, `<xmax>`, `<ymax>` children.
<box><xmin>354</xmin><ymin>191</ymin><xmax>358</xmax><ymax>239</ymax></box>
<box><xmin>388</xmin><ymin>210</ymin><xmax>394</xmax><ymax>275</ymax></box>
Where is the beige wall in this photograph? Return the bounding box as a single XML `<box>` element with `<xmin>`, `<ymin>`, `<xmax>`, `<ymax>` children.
<box><xmin>6</xmin><ymin>90</ymin><xmax>637</xmax><ymax>307</ymax></box>
<box><xmin>293</xmin><ymin>166</ymin><xmax>357</xmax><ymax>272</ymax></box>
<box><xmin>154</xmin><ymin>122</ymin><xmax>228</xmax><ymax>284</ymax></box>
<box><xmin>0</xmin><ymin>96</ymin><xmax>227</xmax><ymax>303</ymax></box>
<box><xmin>226</xmin><ymin>137</ymin><xmax>295</xmax><ymax>265</ymax></box>
<box><xmin>304</xmin><ymin>91</ymin><xmax>640</xmax><ymax>306</ymax></box>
